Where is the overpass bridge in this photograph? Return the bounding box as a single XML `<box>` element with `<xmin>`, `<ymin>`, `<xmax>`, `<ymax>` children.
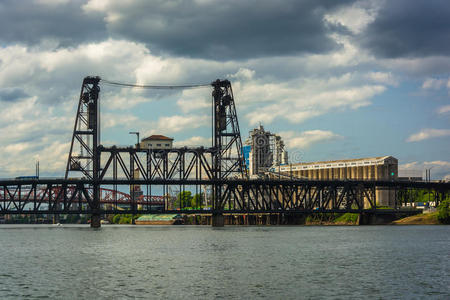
<box><xmin>1</xmin><ymin>77</ymin><xmax>449</xmax><ymax>227</ymax></box>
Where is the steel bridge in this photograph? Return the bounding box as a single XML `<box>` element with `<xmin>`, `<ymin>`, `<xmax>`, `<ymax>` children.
<box><xmin>1</xmin><ymin>77</ymin><xmax>449</xmax><ymax>227</ymax></box>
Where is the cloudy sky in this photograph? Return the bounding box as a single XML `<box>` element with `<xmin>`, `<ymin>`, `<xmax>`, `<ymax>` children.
<box><xmin>0</xmin><ymin>0</ymin><xmax>449</xmax><ymax>179</ymax></box>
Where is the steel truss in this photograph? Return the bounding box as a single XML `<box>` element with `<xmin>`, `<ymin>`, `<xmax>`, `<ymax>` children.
<box><xmin>219</xmin><ymin>182</ymin><xmax>375</xmax><ymax>211</ymax></box>
<box><xmin>98</xmin><ymin>146</ymin><xmax>217</xmax><ymax>180</ymax></box>
<box><xmin>1</xmin><ymin>179</ymin><xmax>448</xmax><ymax>215</ymax></box>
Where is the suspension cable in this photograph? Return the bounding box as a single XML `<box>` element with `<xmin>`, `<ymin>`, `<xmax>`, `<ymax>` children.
<box><xmin>101</xmin><ymin>78</ymin><xmax>211</xmax><ymax>89</ymax></box>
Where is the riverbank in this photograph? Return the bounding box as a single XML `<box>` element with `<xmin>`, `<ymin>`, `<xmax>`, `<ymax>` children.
<box><xmin>178</xmin><ymin>212</ymin><xmax>368</xmax><ymax>225</ymax></box>
<box><xmin>2</xmin><ymin>211</ymin><xmax>434</xmax><ymax>226</ymax></box>
<box><xmin>392</xmin><ymin>212</ymin><xmax>440</xmax><ymax>225</ymax></box>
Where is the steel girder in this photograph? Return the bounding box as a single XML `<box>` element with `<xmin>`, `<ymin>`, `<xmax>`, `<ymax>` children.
<box><xmin>98</xmin><ymin>146</ymin><xmax>217</xmax><ymax>181</ymax></box>
<box><xmin>2</xmin><ymin>179</ymin><xmax>446</xmax><ymax>215</ymax></box>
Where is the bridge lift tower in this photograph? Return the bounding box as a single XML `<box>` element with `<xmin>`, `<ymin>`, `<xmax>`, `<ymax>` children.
<box><xmin>65</xmin><ymin>76</ymin><xmax>246</xmax><ymax>227</ymax></box>
<box><xmin>211</xmin><ymin>79</ymin><xmax>246</xmax><ymax>226</ymax></box>
<box><xmin>65</xmin><ymin>76</ymin><xmax>102</xmax><ymax>226</ymax></box>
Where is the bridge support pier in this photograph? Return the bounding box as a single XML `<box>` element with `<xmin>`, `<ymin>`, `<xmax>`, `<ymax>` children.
<box><xmin>212</xmin><ymin>212</ymin><xmax>224</xmax><ymax>227</ymax></box>
<box><xmin>90</xmin><ymin>213</ymin><xmax>101</xmax><ymax>228</ymax></box>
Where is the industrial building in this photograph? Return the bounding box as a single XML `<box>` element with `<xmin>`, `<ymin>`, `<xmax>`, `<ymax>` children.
<box><xmin>243</xmin><ymin>125</ymin><xmax>288</xmax><ymax>177</ymax></box>
<box><xmin>275</xmin><ymin>156</ymin><xmax>399</xmax><ymax>206</ymax></box>
<box><xmin>277</xmin><ymin>156</ymin><xmax>398</xmax><ymax>181</ymax></box>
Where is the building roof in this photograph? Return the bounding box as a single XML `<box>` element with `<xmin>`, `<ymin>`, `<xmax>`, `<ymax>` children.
<box><xmin>292</xmin><ymin>156</ymin><xmax>397</xmax><ymax>166</ymax></box>
<box><xmin>141</xmin><ymin>135</ymin><xmax>173</xmax><ymax>141</ymax></box>
<box><xmin>278</xmin><ymin>156</ymin><xmax>398</xmax><ymax>171</ymax></box>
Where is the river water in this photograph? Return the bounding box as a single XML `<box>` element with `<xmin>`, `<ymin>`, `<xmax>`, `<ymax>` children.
<box><xmin>0</xmin><ymin>225</ymin><xmax>448</xmax><ymax>299</ymax></box>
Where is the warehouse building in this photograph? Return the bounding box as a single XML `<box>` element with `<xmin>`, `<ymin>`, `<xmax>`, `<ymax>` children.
<box><xmin>277</xmin><ymin>156</ymin><xmax>398</xmax><ymax>181</ymax></box>
<box><xmin>275</xmin><ymin>156</ymin><xmax>399</xmax><ymax>207</ymax></box>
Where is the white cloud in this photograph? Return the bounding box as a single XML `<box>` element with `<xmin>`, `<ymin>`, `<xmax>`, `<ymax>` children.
<box><xmin>101</xmin><ymin>81</ymin><xmax>176</xmax><ymax>110</ymax></box>
<box><xmin>176</xmin><ymin>88</ymin><xmax>211</xmax><ymax>113</ymax></box>
<box><xmin>0</xmin><ymin>137</ymin><xmax>70</xmax><ymax>177</ymax></box>
<box><xmin>35</xmin><ymin>0</ymin><xmax>70</xmax><ymax>6</ymax></box>
<box><xmin>229</xmin><ymin>68</ymin><xmax>255</xmax><ymax>81</ymax></box>
<box><xmin>379</xmin><ymin>56</ymin><xmax>450</xmax><ymax>78</ymax></box>
<box><xmin>424</xmin><ymin>161</ymin><xmax>450</xmax><ymax>168</ymax></box>
<box><xmin>280</xmin><ymin>130</ymin><xmax>342</xmax><ymax>149</ymax></box>
<box><xmin>437</xmin><ymin>105</ymin><xmax>450</xmax><ymax>115</ymax></box>
<box><xmin>422</xmin><ymin>77</ymin><xmax>447</xmax><ymax>90</ymax></box>
<box><xmin>101</xmin><ymin>112</ymin><xmax>139</xmax><ymax>129</ymax></box>
<box><xmin>307</xmin><ymin>35</ymin><xmax>373</xmax><ymax>68</ymax></box>
<box><xmin>406</xmin><ymin>128</ymin><xmax>450</xmax><ymax>142</ymax></box>
<box><xmin>173</xmin><ymin>136</ymin><xmax>211</xmax><ymax>147</ymax></box>
<box><xmin>147</xmin><ymin>114</ymin><xmax>209</xmax><ymax>135</ymax></box>
<box><xmin>399</xmin><ymin>162</ymin><xmax>420</xmax><ymax>170</ymax></box>
<box><xmin>324</xmin><ymin>0</ymin><xmax>381</xmax><ymax>34</ymax></box>
<box><xmin>0</xmin><ymin>40</ymin><xmax>151</xmax><ymax>92</ymax></box>
<box><xmin>243</xmin><ymin>80</ymin><xmax>385</xmax><ymax>125</ymax></box>
<box><xmin>400</xmin><ymin>161</ymin><xmax>450</xmax><ymax>180</ymax></box>
<box><xmin>82</xmin><ymin>0</ymin><xmax>109</xmax><ymax>12</ymax></box>
<box><xmin>134</xmin><ymin>56</ymin><xmax>184</xmax><ymax>85</ymax></box>
<box><xmin>366</xmin><ymin>72</ymin><xmax>398</xmax><ymax>86</ymax></box>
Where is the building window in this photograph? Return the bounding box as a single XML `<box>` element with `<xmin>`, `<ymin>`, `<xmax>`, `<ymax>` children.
<box><xmin>165</xmin><ymin>144</ymin><xmax>169</xmax><ymax>146</ymax></box>
<box><xmin>157</xmin><ymin>144</ymin><xmax>161</xmax><ymax>146</ymax></box>
<box><xmin>149</xmin><ymin>144</ymin><xmax>152</xmax><ymax>147</ymax></box>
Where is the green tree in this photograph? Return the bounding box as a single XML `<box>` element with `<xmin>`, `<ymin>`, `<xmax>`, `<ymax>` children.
<box><xmin>112</xmin><ymin>214</ymin><xmax>121</xmax><ymax>224</ymax></box>
<box><xmin>65</xmin><ymin>214</ymin><xmax>80</xmax><ymax>224</ymax></box>
<box><xmin>192</xmin><ymin>193</ymin><xmax>204</xmax><ymax>209</ymax></box>
<box><xmin>437</xmin><ymin>199</ymin><xmax>450</xmax><ymax>224</ymax></box>
<box><xmin>175</xmin><ymin>191</ymin><xmax>193</xmax><ymax>209</ymax></box>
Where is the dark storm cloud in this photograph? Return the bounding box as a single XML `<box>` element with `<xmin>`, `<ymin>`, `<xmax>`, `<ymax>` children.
<box><xmin>0</xmin><ymin>0</ymin><xmax>106</xmax><ymax>47</ymax></box>
<box><xmin>105</xmin><ymin>0</ymin><xmax>354</xmax><ymax>60</ymax></box>
<box><xmin>360</xmin><ymin>0</ymin><xmax>450</xmax><ymax>58</ymax></box>
<box><xmin>0</xmin><ymin>88</ymin><xmax>29</xmax><ymax>102</ymax></box>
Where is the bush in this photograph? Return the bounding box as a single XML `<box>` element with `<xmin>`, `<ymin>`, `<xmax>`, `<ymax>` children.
<box><xmin>111</xmin><ymin>214</ymin><xmax>139</xmax><ymax>224</ymax></box>
<box><xmin>335</xmin><ymin>213</ymin><xmax>359</xmax><ymax>224</ymax></box>
<box><xmin>112</xmin><ymin>214</ymin><xmax>121</xmax><ymax>224</ymax></box>
<box><xmin>119</xmin><ymin>216</ymin><xmax>132</xmax><ymax>224</ymax></box>
<box><xmin>437</xmin><ymin>199</ymin><xmax>450</xmax><ymax>224</ymax></box>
